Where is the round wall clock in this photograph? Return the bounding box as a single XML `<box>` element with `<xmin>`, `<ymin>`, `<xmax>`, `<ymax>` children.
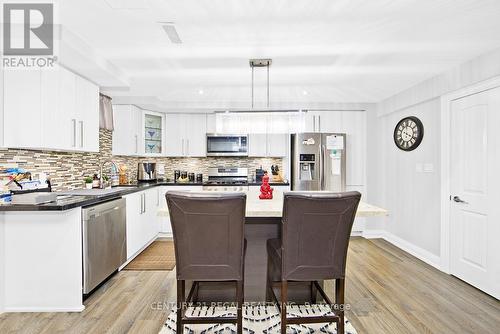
<box><xmin>393</xmin><ymin>116</ymin><xmax>424</xmax><ymax>151</ymax></box>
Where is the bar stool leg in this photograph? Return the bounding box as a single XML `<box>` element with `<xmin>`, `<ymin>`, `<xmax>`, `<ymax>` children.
<box><xmin>177</xmin><ymin>279</ymin><xmax>185</xmax><ymax>334</ymax></box>
<box><xmin>335</xmin><ymin>278</ymin><xmax>345</xmax><ymax>334</ymax></box>
<box><xmin>281</xmin><ymin>280</ymin><xmax>288</xmax><ymax>334</ymax></box>
<box><xmin>236</xmin><ymin>280</ymin><xmax>243</xmax><ymax>334</ymax></box>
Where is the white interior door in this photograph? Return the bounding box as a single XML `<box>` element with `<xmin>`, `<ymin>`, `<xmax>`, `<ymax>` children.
<box><xmin>450</xmin><ymin>87</ymin><xmax>500</xmax><ymax>299</ymax></box>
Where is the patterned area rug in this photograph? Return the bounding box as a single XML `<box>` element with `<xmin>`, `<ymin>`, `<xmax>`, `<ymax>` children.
<box><xmin>159</xmin><ymin>304</ymin><xmax>357</xmax><ymax>333</ymax></box>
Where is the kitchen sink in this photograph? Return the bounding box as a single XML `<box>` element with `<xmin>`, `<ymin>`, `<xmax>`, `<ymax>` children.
<box><xmin>58</xmin><ymin>188</ymin><xmax>128</xmax><ymax>197</ymax></box>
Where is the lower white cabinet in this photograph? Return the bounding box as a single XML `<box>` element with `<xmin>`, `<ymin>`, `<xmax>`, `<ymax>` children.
<box><xmin>124</xmin><ymin>188</ymin><xmax>160</xmax><ymax>259</ymax></box>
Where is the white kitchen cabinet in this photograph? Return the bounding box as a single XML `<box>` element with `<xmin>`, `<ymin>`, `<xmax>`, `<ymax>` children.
<box><xmin>248</xmin><ymin>114</ymin><xmax>288</xmax><ymax>157</ymax></box>
<box><xmin>248</xmin><ymin>133</ymin><xmax>268</xmax><ymax>157</ymax></box>
<box><xmin>142</xmin><ymin>110</ymin><xmax>165</xmax><ymax>156</ymax></box>
<box><xmin>267</xmin><ymin>133</ymin><xmax>288</xmax><ymax>157</ymax></box>
<box><xmin>2</xmin><ymin>66</ymin><xmax>99</xmax><ymax>152</ymax></box>
<box><xmin>125</xmin><ymin>191</ymin><xmax>143</xmax><ymax>259</ymax></box>
<box><xmin>125</xmin><ymin>189</ymin><xmax>160</xmax><ymax>259</ymax></box>
<box><xmin>112</xmin><ymin>105</ymin><xmax>138</xmax><ymax>156</ymax></box>
<box><xmin>165</xmin><ymin>114</ymin><xmax>207</xmax><ymax>157</ymax></box>
<box><xmin>318</xmin><ymin>110</ymin><xmax>342</xmax><ymax>133</ymax></box>
<box><xmin>304</xmin><ymin>111</ymin><xmax>321</xmax><ymax>132</ymax></box>
<box><xmin>3</xmin><ymin>69</ymin><xmax>42</xmax><ymax>148</ymax></box>
<box><xmin>113</xmin><ymin>105</ymin><xmax>164</xmax><ymax>156</ymax></box>
<box><xmin>76</xmin><ymin>76</ymin><xmax>99</xmax><ymax>152</ymax></box>
<box><xmin>165</xmin><ymin>114</ymin><xmax>185</xmax><ymax>157</ymax></box>
<box><xmin>186</xmin><ymin>114</ymin><xmax>207</xmax><ymax>157</ymax></box>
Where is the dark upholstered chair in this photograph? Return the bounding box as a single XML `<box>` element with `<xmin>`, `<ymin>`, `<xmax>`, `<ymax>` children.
<box><xmin>266</xmin><ymin>191</ymin><xmax>361</xmax><ymax>334</ymax></box>
<box><xmin>166</xmin><ymin>191</ymin><xmax>247</xmax><ymax>334</ymax></box>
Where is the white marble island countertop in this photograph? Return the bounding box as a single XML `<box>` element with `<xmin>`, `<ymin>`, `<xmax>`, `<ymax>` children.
<box><xmin>158</xmin><ymin>189</ymin><xmax>388</xmax><ymax>218</ymax></box>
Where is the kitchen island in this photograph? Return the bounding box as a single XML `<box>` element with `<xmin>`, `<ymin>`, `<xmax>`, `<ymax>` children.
<box><xmin>159</xmin><ymin>188</ymin><xmax>388</xmax><ymax>301</ymax></box>
<box><xmin>0</xmin><ymin>186</ymin><xmax>387</xmax><ymax>312</ymax></box>
<box><xmin>158</xmin><ymin>188</ymin><xmax>388</xmax><ymax>218</ymax></box>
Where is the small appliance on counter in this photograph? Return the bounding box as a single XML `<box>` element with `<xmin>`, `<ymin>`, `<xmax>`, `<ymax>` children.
<box><xmin>137</xmin><ymin>162</ymin><xmax>157</xmax><ymax>181</ymax></box>
<box><xmin>174</xmin><ymin>170</ymin><xmax>180</xmax><ymax>182</ymax></box>
<box><xmin>196</xmin><ymin>173</ymin><xmax>203</xmax><ymax>183</ymax></box>
<box><xmin>255</xmin><ymin>167</ymin><xmax>265</xmax><ymax>183</ymax></box>
<box><xmin>188</xmin><ymin>172</ymin><xmax>195</xmax><ymax>182</ymax></box>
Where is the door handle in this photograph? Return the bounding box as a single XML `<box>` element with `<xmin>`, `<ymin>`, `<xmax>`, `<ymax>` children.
<box><xmin>79</xmin><ymin>120</ymin><xmax>84</xmax><ymax>148</ymax></box>
<box><xmin>72</xmin><ymin>119</ymin><xmax>77</xmax><ymax>147</ymax></box>
<box><xmin>452</xmin><ymin>196</ymin><xmax>468</xmax><ymax>204</ymax></box>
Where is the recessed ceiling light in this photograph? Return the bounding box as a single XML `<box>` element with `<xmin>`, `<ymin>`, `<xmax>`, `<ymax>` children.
<box><xmin>302</xmin><ymin>90</ymin><xmax>308</xmax><ymax>95</ymax></box>
<box><xmin>198</xmin><ymin>89</ymin><xmax>204</xmax><ymax>95</ymax></box>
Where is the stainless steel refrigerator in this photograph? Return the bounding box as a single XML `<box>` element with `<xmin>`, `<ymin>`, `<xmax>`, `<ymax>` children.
<box><xmin>291</xmin><ymin>133</ymin><xmax>346</xmax><ymax>191</ymax></box>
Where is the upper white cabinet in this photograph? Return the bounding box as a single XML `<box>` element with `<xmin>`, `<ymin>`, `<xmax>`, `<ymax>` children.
<box><xmin>112</xmin><ymin>106</ymin><xmax>165</xmax><ymax>156</ymax></box>
<box><xmin>248</xmin><ymin>114</ymin><xmax>288</xmax><ymax>157</ymax></box>
<box><xmin>142</xmin><ymin>110</ymin><xmax>165</xmax><ymax>156</ymax></box>
<box><xmin>2</xmin><ymin>66</ymin><xmax>99</xmax><ymax>152</ymax></box>
<box><xmin>112</xmin><ymin>105</ymin><xmax>141</xmax><ymax>156</ymax></box>
<box><xmin>3</xmin><ymin>69</ymin><xmax>42</xmax><ymax>148</ymax></box>
<box><xmin>165</xmin><ymin>114</ymin><xmax>207</xmax><ymax>157</ymax></box>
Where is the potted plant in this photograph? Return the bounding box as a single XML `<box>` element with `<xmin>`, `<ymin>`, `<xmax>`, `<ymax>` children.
<box><xmin>84</xmin><ymin>176</ymin><xmax>93</xmax><ymax>189</ymax></box>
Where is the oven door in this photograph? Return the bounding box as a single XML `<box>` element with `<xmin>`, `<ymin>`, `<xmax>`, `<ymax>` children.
<box><xmin>206</xmin><ymin>134</ymin><xmax>248</xmax><ymax>156</ymax></box>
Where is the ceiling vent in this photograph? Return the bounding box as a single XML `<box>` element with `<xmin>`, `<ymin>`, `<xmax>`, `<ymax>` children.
<box><xmin>104</xmin><ymin>0</ymin><xmax>149</xmax><ymax>9</ymax></box>
<box><xmin>161</xmin><ymin>23</ymin><xmax>182</xmax><ymax>44</ymax></box>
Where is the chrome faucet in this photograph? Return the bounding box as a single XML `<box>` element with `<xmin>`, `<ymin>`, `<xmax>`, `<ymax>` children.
<box><xmin>99</xmin><ymin>159</ymin><xmax>118</xmax><ymax>189</ymax></box>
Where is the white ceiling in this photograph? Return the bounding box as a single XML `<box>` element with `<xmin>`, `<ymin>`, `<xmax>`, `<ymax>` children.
<box><xmin>60</xmin><ymin>0</ymin><xmax>500</xmax><ymax>111</ymax></box>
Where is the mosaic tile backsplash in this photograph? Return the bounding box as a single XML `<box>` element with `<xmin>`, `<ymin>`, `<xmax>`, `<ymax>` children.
<box><xmin>0</xmin><ymin>130</ymin><xmax>283</xmax><ymax>191</ymax></box>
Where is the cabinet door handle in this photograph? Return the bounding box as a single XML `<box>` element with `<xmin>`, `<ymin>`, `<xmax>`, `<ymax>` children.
<box><xmin>181</xmin><ymin>139</ymin><xmax>185</xmax><ymax>156</ymax></box>
<box><xmin>140</xmin><ymin>193</ymin><xmax>143</xmax><ymax>214</ymax></box>
<box><xmin>186</xmin><ymin>139</ymin><xmax>189</xmax><ymax>156</ymax></box>
<box><xmin>72</xmin><ymin>119</ymin><xmax>77</xmax><ymax>147</ymax></box>
<box><xmin>143</xmin><ymin>193</ymin><xmax>146</xmax><ymax>213</ymax></box>
<box><xmin>79</xmin><ymin>120</ymin><xmax>84</xmax><ymax>148</ymax></box>
<box><xmin>135</xmin><ymin>135</ymin><xmax>138</xmax><ymax>154</ymax></box>
<box><xmin>318</xmin><ymin>115</ymin><xmax>321</xmax><ymax>132</ymax></box>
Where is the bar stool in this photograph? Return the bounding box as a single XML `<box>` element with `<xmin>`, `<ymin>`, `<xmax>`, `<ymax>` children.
<box><xmin>166</xmin><ymin>191</ymin><xmax>247</xmax><ymax>334</ymax></box>
<box><xmin>266</xmin><ymin>191</ymin><xmax>361</xmax><ymax>334</ymax></box>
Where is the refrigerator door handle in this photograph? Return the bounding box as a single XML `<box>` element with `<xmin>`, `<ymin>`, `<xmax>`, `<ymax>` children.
<box><xmin>320</xmin><ymin>144</ymin><xmax>326</xmax><ymax>190</ymax></box>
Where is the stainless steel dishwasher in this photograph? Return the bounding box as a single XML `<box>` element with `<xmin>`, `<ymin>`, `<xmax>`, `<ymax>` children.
<box><xmin>82</xmin><ymin>198</ymin><xmax>127</xmax><ymax>294</ymax></box>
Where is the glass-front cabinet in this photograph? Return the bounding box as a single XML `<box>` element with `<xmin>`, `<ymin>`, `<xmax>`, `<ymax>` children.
<box><xmin>142</xmin><ymin>111</ymin><xmax>165</xmax><ymax>156</ymax></box>
<box><xmin>144</xmin><ymin>114</ymin><xmax>163</xmax><ymax>154</ymax></box>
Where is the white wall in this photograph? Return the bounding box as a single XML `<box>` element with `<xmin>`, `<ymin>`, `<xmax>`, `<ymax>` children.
<box><xmin>367</xmin><ymin>47</ymin><xmax>500</xmax><ymax>265</ymax></box>
<box><xmin>374</xmin><ymin>99</ymin><xmax>441</xmax><ymax>256</ymax></box>
<box><xmin>379</xmin><ymin>46</ymin><xmax>500</xmax><ymax>116</ymax></box>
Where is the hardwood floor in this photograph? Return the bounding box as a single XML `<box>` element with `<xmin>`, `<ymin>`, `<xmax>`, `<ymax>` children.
<box><xmin>0</xmin><ymin>238</ymin><xmax>499</xmax><ymax>334</ymax></box>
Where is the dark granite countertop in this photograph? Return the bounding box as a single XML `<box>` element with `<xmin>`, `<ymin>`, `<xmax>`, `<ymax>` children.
<box><xmin>0</xmin><ymin>181</ymin><xmax>204</xmax><ymax>212</ymax></box>
<box><xmin>0</xmin><ymin>180</ymin><xmax>289</xmax><ymax>212</ymax></box>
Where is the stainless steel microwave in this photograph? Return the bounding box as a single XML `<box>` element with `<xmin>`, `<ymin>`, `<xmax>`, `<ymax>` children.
<box><xmin>206</xmin><ymin>134</ymin><xmax>248</xmax><ymax>156</ymax></box>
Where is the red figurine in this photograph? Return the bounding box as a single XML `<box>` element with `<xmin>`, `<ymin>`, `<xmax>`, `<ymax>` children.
<box><xmin>259</xmin><ymin>173</ymin><xmax>274</xmax><ymax>200</ymax></box>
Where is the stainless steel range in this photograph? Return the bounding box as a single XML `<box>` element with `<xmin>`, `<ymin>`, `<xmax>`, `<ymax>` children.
<box><xmin>203</xmin><ymin>167</ymin><xmax>249</xmax><ymax>192</ymax></box>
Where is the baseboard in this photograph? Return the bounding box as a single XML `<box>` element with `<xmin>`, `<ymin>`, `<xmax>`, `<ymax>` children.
<box><xmin>4</xmin><ymin>305</ymin><xmax>85</xmax><ymax>313</ymax></box>
<box><xmin>158</xmin><ymin>232</ymin><xmax>173</xmax><ymax>238</ymax></box>
<box><xmin>361</xmin><ymin>229</ymin><xmax>385</xmax><ymax>239</ymax></box>
<box><xmin>362</xmin><ymin>230</ymin><xmax>442</xmax><ymax>271</ymax></box>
